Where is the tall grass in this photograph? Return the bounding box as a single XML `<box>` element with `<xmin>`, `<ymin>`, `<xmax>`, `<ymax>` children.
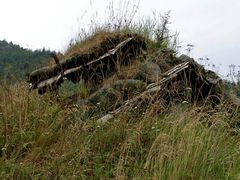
<box><xmin>1</xmin><ymin>83</ymin><xmax>240</xmax><ymax>179</ymax></box>
<box><xmin>66</xmin><ymin>0</ymin><xmax>179</xmax><ymax>56</ymax></box>
<box><xmin>1</xmin><ymin>1</ymin><xmax>240</xmax><ymax>179</ymax></box>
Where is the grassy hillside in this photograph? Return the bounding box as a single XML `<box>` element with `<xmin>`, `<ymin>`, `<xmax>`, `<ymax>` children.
<box><xmin>1</xmin><ymin>9</ymin><xmax>240</xmax><ymax>179</ymax></box>
<box><xmin>0</xmin><ymin>82</ymin><xmax>240</xmax><ymax>179</ymax></box>
<box><xmin>0</xmin><ymin>40</ymin><xmax>52</xmax><ymax>80</ymax></box>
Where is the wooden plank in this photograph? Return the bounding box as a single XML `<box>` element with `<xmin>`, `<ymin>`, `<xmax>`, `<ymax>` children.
<box><xmin>146</xmin><ymin>61</ymin><xmax>189</xmax><ymax>89</ymax></box>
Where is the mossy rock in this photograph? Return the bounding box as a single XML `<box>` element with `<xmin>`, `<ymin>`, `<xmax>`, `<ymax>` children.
<box><xmin>136</xmin><ymin>61</ymin><xmax>161</xmax><ymax>83</ymax></box>
<box><xmin>88</xmin><ymin>87</ymin><xmax>123</xmax><ymax>112</ymax></box>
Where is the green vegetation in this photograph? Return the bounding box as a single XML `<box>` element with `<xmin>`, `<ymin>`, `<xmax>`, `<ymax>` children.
<box><xmin>224</xmin><ymin>81</ymin><xmax>240</xmax><ymax>98</ymax></box>
<box><xmin>1</xmin><ymin>3</ymin><xmax>240</xmax><ymax>178</ymax></box>
<box><xmin>0</xmin><ymin>40</ymin><xmax>52</xmax><ymax>80</ymax></box>
<box><xmin>0</xmin><ymin>83</ymin><xmax>240</xmax><ymax>179</ymax></box>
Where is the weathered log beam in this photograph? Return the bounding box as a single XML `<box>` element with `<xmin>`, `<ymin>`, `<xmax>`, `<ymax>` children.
<box><xmin>146</xmin><ymin>61</ymin><xmax>189</xmax><ymax>89</ymax></box>
<box><xmin>28</xmin><ymin>35</ymin><xmax>146</xmax><ymax>91</ymax></box>
<box><xmin>31</xmin><ymin>37</ymin><xmax>146</xmax><ymax>94</ymax></box>
<box><xmin>97</xmin><ymin>62</ymin><xmax>190</xmax><ymax>122</ymax></box>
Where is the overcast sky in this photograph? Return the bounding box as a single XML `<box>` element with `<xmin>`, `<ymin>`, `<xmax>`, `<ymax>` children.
<box><xmin>0</xmin><ymin>0</ymin><xmax>239</xmax><ymax>75</ymax></box>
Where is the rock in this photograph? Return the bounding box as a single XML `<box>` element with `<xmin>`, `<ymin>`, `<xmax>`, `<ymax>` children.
<box><xmin>88</xmin><ymin>87</ymin><xmax>123</xmax><ymax>111</ymax></box>
<box><xmin>136</xmin><ymin>61</ymin><xmax>161</xmax><ymax>83</ymax></box>
<box><xmin>97</xmin><ymin>114</ymin><xmax>114</xmax><ymax>123</ymax></box>
<box><xmin>178</xmin><ymin>54</ymin><xmax>193</xmax><ymax>61</ymax></box>
<box><xmin>112</xmin><ymin>79</ymin><xmax>147</xmax><ymax>99</ymax></box>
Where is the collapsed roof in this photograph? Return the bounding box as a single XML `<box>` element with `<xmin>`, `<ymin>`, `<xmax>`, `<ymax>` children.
<box><xmin>27</xmin><ymin>32</ymin><xmax>226</xmax><ymax>118</ymax></box>
<box><xmin>28</xmin><ymin>32</ymin><xmax>147</xmax><ymax>94</ymax></box>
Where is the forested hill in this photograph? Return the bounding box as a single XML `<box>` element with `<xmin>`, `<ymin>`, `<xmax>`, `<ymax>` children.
<box><xmin>0</xmin><ymin>40</ymin><xmax>52</xmax><ymax>80</ymax></box>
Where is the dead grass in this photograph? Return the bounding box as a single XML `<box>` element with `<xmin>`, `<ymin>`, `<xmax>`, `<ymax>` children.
<box><xmin>1</xmin><ymin>82</ymin><xmax>240</xmax><ymax>179</ymax></box>
<box><xmin>65</xmin><ymin>31</ymin><xmax>145</xmax><ymax>58</ymax></box>
<box><xmin>1</xmin><ymin>1</ymin><xmax>240</xmax><ymax>178</ymax></box>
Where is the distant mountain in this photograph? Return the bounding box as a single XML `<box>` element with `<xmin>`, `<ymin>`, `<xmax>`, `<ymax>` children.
<box><xmin>0</xmin><ymin>40</ymin><xmax>52</xmax><ymax>80</ymax></box>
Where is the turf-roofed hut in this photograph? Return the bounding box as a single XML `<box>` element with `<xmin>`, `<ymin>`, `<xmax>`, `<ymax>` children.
<box><xmin>27</xmin><ymin>31</ymin><xmax>228</xmax><ymax>120</ymax></box>
<box><xmin>28</xmin><ymin>32</ymin><xmax>147</xmax><ymax>94</ymax></box>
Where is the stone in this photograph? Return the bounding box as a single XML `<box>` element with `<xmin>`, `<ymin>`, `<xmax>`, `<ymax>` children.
<box><xmin>136</xmin><ymin>61</ymin><xmax>161</xmax><ymax>83</ymax></box>
<box><xmin>88</xmin><ymin>87</ymin><xmax>123</xmax><ymax>111</ymax></box>
<box><xmin>112</xmin><ymin>79</ymin><xmax>147</xmax><ymax>99</ymax></box>
<box><xmin>178</xmin><ymin>54</ymin><xmax>192</xmax><ymax>61</ymax></box>
<box><xmin>97</xmin><ymin>114</ymin><xmax>114</xmax><ymax>123</ymax></box>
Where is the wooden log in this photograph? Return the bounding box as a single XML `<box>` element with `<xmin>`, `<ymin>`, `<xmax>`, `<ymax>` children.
<box><xmin>28</xmin><ymin>36</ymin><xmax>146</xmax><ymax>89</ymax></box>
<box><xmin>31</xmin><ymin>37</ymin><xmax>146</xmax><ymax>94</ymax></box>
<box><xmin>97</xmin><ymin>62</ymin><xmax>190</xmax><ymax>122</ymax></box>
